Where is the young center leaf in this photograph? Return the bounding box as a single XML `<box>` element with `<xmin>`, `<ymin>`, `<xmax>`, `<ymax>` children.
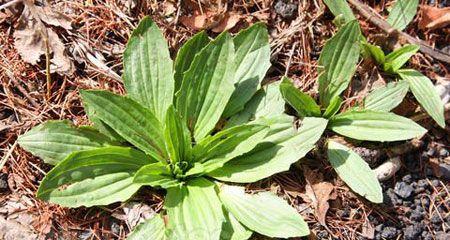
<box><xmin>18</xmin><ymin>120</ymin><xmax>114</xmax><ymax>165</ymax></box>
<box><xmin>176</xmin><ymin>32</ymin><xmax>235</xmax><ymax>141</ymax></box>
<box><xmin>209</xmin><ymin>117</ymin><xmax>328</xmax><ymax>183</ymax></box>
<box><xmin>329</xmin><ymin>110</ymin><xmax>427</xmax><ymax>141</ymax></box>
<box><xmin>362</xmin><ymin>42</ymin><xmax>386</xmax><ymax>65</ymax></box>
<box><xmin>327</xmin><ymin>141</ymin><xmax>383</xmax><ymax>203</ymax></box>
<box><xmin>280</xmin><ymin>77</ymin><xmax>321</xmax><ymax>117</ymax></box>
<box><xmin>133</xmin><ymin>162</ymin><xmax>180</xmax><ymax>189</ymax></box>
<box><xmin>322</xmin><ymin>96</ymin><xmax>343</xmax><ymax>118</ymax></box>
<box><xmin>165</xmin><ymin>178</ymin><xmax>225</xmax><ymax>240</ymax></box>
<box><xmin>164</xmin><ymin>105</ymin><xmax>192</xmax><ymax>163</ymax></box>
<box><xmin>80</xmin><ymin>90</ymin><xmax>167</xmax><ymax>161</ymax></box>
<box><xmin>37</xmin><ymin>147</ymin><xmax>153</xmax><ymax>207</ymax></box>
<box><xmin>386</xmin><ymin>0</ymin><xmax>419</xmax><ymax>31</ymax></box>
<box><xmin>128</xmin><ymin>214</ymin><xmax>167</xmax><ymax>240</ymax></box>
<box><xmin>123</xmin><ymin>17</ymin><xmax>174</xmax><ymax>122</ymax></box>
<box><xmin>398</xmin><ymin>69</ymin><xmax>445</xmax><ymax>128</ymax></box>
<box><xmin>222</xmin><ymin>23</ymin><xmax>271</xmax><ymax>117</ymax></box>
<box><xmin>318</xmin><ymin>20</ymin><xmax>361</xmax><ymax>107</ymax></box>
<box><xmin>174</xmin><ymin>31</ymin><xmax>210</xmax><ymax>92</ymax></box>
<box><xmin>219</xmin><ymin>185</ymin><xmax>309</xmax><ymax>238</ymax></box>
<box><xmin>364</xmin><ymin>81</ymin><xmax>410</xmax><ymax>112</ymax></box>
<box><xmin>384</xmin><ymin>44</ymin><xmax>419</xmax><ymax>73</ymax></box>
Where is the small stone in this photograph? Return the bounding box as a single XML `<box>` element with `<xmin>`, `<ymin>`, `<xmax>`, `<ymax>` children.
<box><xmin>410</xmin><ymin>210</ymin><xmax>424</xmax><ymax>221</ymax></box>
<box><xmin>438</xmin><ymin>148</ymin><xmax>449</xmax><ymax>157</ymax></box>
<box><xmin>426</xmin><ymin>148</ymin><xmax>436</xmax><ymax>156</ymax></box>
<box><xmin>431</xmin><ymin>213</ymin><xmax>442</xmax><ymax>224</ymax></box>
<box><xmin>381</xmin><ymin>226</ymin><xmax>398</xmax><ymax>239</ymax></box>
<box><xmin>375</xmin><ymin>224</ymin><xmax>383</xmax><ymax>232</ymax></box>
<box><xmin>439</xmin><ymin>163</ymin><xmax>450</xmax><ymax>179</ymax></box>
<box><xmin>417</xmin><ymin>179</ymin><xmax>429</xmax><ymax>188</ymax></box>
<box><xmin>336</xmin><ymin>209</ymin><xmax>350</xmax><ymax>218</ymax></box>
<box><xmin>394</xmin><ymin>182</ymin><xmax>414</xmax><ymax>199</ymax></box>
<box><xmin>78</xmin><ymin>230</ymin><xmax>92</xmax><ymax>240</ymax></box>
<box><xmin>274</xmin><ymin>0</ymin><xmax>297</xmax><ymax>19</ymax></box>
<box><xmin>435</xmin><ymin>231</ymin><xmax>450</xmax><ymax>240</ymax></box>
<box><xmin>432</xmin><ymin>179</ymin><xmax>440</xmax><ymax>187</ymax></box>
<box><xmin>0</xmin><ymin>173</ymin><xmax>8</xmax><ymax>192</ymax></box>
<box><xmin>383</xmin><ymin>188</ymin><xmax>398</xmax><ymax>206</ymax></box>
<box><xmin>402</xmin><ymin>174</ymin><xmax>413</xmax><ymax>183</ymax></box>
<box><xmin>110</xmin><ymin>221</ymin><xmax>120</xmax><ymax>236</ymax></box>
<box><xmin>404</xmin><ymin>223</ymin><xmax>424</xmax><ymax>240</ymax></box>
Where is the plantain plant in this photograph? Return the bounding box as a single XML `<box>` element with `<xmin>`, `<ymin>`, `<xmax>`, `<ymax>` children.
<box><xmin>279</xmin><ymin>20</ymin><xmax>428</xmax><ymax>203</ymax></box>
<box><xmin>17</xmin><ymin>17</ymin><xmax>331</xmax><ymax>239</ymax></box>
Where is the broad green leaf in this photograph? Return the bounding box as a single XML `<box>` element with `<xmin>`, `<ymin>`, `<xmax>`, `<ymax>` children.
<box><xmin>187</xmin><ymin>124</ymin><xmax>269</xmax><ymax>175</ymax></box>
<box><xmin>280</xmin><ymin>77</ymin><xmax>321</xmax><ymax>117</ymax></box>
<box><xmin>220</xmin><ymin>210</ymin><xmax>252</xmax><ymax>240</ymax></box>
<box><xmin>209</xmin><ymin>117</ymin><xmax>328</xmax><ymax>183</ymax></box>
<box><xmin>226</xmin><ymin>81</ymin><xmax>285</xmax><ymax>128</ymax></box>
<box><xmin>174</xmin><ymin>31</ymin><xmax>210</xmax><ymax>92</ymax></box>
<box><xmin>18</xmin><ymin>120</ymin><xmax>113</xmax><ymax>165</ymax></box>
<box><xmin>165</xmin><ymin>178</ymin><xmax>224</xmax><ymax>240</ymax></box>
<box><xmin>318</xmin><ymin>20</ymin><xmax>361</xmax><ymax>107</ymax></box>
<box><xmin>384</xmin><ymin>44</ymin><xmax>419</xmax><ymax>73</ymax></box>
<box><xmin>327</xmin><ymin>141</ymin><xmax>383</xmax><ymax>203</ymax></box>
<box><xmin>133</xmin><ymin>163</ymin><xmax>180</xmax><ymax>189</ymax></box>
<box><xmin>323</xmin><ymin>0</ymin><xmax>356</xmax><ymax>24</ymax></box>
<box><xmin>329</xmin><ymin>110</ymin><xmax>427</xmax><ymax>141</ymax></box>
<box><xmin>123</xmin><ymin>17</ymin><xmax>174</xmax><ymax>121</ymax></box>
<box><xmin>323</xmin><ymin>96</ymin><xmax>342</xmax><ymax>118</ymax></box>
<box><xmin>223</xmin><ymin>23</ymin><xmax>271</xmax><ymax>117</ymax></box>
<box><xmin>398</xmin><ymin>69</ymin><xmax>445</xmax><ymax>128</ymax></box>
<box><xmin>219</xmin><ymin>185</ymin><xmax>309</xmax><ymax>238</ymax></box>
<box><xmin>164</xmin><ymin>106</ymin><xmax>192</xmax><ymax>163</ymax></box>
<box><xmin>362</xmin><ymin>42</ymin><xmax>385</xmax><ymax>64</ymax></box>
<box><xmin>37</xmin><ymin>147</ymin><xmax>152</xmax><ymax>207</ymax></box>
<box><xmin>176</xmin><ymin>32</ymin><xmax>235</xmax><ymax>141</ymax></box>
<box><xmin>386</xmin><ymin>0</ymin><xmax>419</xmax><ymax>31</ymax></box>
<box><xmin>84</xmin><ymin>102</ymin><xmax>125</xmax><ymax>142</ymax></box>
<box><xmin>80</xmin><ymin>90</ymin><xmax>166</xmax><ymax>161</ymax></box>
<box><xmin>128</xmin><ymin>214</ymin><xmax>167</xmax><ymax>240</ymax></box>
<box><xmin>364</xmin><ymin>81</ymin><xmax>409</xmax><ymax>112</ymax></box>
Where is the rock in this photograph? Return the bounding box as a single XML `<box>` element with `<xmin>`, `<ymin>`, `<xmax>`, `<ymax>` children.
<box><xmin>0</xmin><ymin>173</ymin><xmax>8</xmax><ymax>192</ymax></box>
<box><xmin>410</xmin><ymin>209</ymin><xmax>424</xmax><ymax>221</ymax></box>
<box><xmin>439</xmin><ymin>163</ymin><xmax>450</xmax><ymax>180</ymax></box>
<box><xmin>110</xmin><ymin>221</ymin><xmax>120</xmax><ymax>236</ymax></box>
<box><xmin>438</xmin><ymin>148</ymin><xmax>449</xmax><ymax>157</ymax></box>
<box><xmin>404</xmin><ymin>223</ymin><xmax>424</xmax><ymax>240</ymax></box>
<box><xmin>375</xmin><ymin>157</ymin><xmax>402</xmax><ymax>181</ymax></box>
<box><xmin>394</xmin><ymin>182</ymin><xmax>414</xmax><ymax>199</ymax></box>
<box><xmin>78</xmin><ymin>230</ymin><xmax>92</xmax><ymax>240</ymax></box>
<box><xmin>431</xmin><ymin>213</ymin><xmax>442</xmax><ymax>224</ymax></box>
<box><xmin>381</xmin><ymin>226</ymin><xmax>398</xmax><ymax>239</ymax></box>
<box><xmin>432</xmin><ymin>179</ymin><xmax>440</xmax><ymax>187</ymax></box>
<box><xmin>402</xmin><ymin>174</ymin><xmax>413</xmax><ymax>183</ymax></box>
<box><xmin>0</xmin><ymin>216</ymin><xmax>38</xmax><ymax>240</ymax></box>
<box><xmin>435</xmin><ymin>231</ymin><xmax>450</xmax><ymax>240</ymax></box>
<box><xmin>383</xmin><ymin>188</ymin><xmax>398</xmax><ymax>206</ymax></box>
<box><xmin>274</xmin><ymin>0</ymin><xmax>297</xmax><ymax>19</ymax></box>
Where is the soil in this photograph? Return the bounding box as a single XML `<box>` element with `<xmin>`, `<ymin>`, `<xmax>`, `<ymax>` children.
<box><xmin>0</xmin><ymin>0</ymin><xmax>449</xmax><ymax>239</ymax></box>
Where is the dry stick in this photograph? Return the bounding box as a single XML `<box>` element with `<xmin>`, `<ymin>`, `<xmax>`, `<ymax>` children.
<box><xmin>0</xmin><ymin>0</ymin><xmax>22</xmax><ymax>11</ymax></box>
<box><xmin>347</xmin><ymin>0</ymin><xmax>450</xmax><ymax>64</ymax></box>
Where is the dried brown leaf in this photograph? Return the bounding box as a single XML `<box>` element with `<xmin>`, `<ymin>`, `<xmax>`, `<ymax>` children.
<box><xmin>419</xmin><ymin>6</ymin><xmax>450</xmax><ymax>30</ymax></box>
<box><xmin>212</xmin><ymin>12</ymin><xmax>241</xmax><ymax>32</ymax></box>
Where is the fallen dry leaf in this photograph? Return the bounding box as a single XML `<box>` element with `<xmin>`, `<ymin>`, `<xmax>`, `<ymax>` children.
<box><xmin>361</xmin><ymin>219</ymin><xmax>375</xmax><ymax>239</ymax></box>
<box><xmin>13</xmin><ymin>2</ymin><xmax>74</xmax><ymax>75</ymax></box>
<box><xmin>180</xmin><ymin>13</ymin><xmax>211</xmax><ymax>30</ymax></box>
<box><xmin>212</xmin><ymin>12</ymin><xmax>241</xmax><ymax>32</ymax></box>
<box><xmin>419</xmin><ymin>6</ymin><xmax>450</xmax><ymax>30</ymax></box>
<box><xmin>299</xmin><ymin>167</ymin><xmax>335</xmax><ymax>225</ymax></box>
<box><xmin>33</xmin><ymin>5</ymin><xmax>72</xmax><ymax>30</ymax></box>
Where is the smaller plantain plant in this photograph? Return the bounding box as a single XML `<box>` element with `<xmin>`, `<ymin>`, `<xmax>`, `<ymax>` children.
<box><xmin>17</xmin><ymin>17</ymin><xmax>329</xmax><ymax>239</ymax></box>
<box><xmin>279</xmin><ymin>20</ymin><xmax>428</xmax><ymax>203</ymax></box>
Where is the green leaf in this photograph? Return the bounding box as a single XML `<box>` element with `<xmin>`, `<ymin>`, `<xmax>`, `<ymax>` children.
<box><xmin>398</xmin><ymin>69</ymin><xmax>445</xmax><ymax>128</ymax></box>
<box><xmin>387</xmin><ymin>0</ymin><xmax>419</xmax><ymax>31</ymax></box>
<box><xmin>128</xmin><ymin>214</ymin><xmax>167</xmax><ymax>240</ymax></box>
<box><xmin>323</xmin><ymin>0</ymin><xmax>356</xmax><ymax>24</ymax></box>
<box><xmin>164</xmin><ymin>105</ymin><xmax>192</xmax><ymax>163</ymax></box>
<box><xmin>37</xmin><ymin>146</ymin><xmax>152</xmax><ymax>207</ymax></box>
<box><xmin>280</xmin><ymin>77</ymin><xmax>321</xmax><ymax>117</ymax></box>
<box><xmin>220</xmin><ymin>211</ymin><xmax>252</xmax><ymax>240</ymax></box>
<box><xmin>223</xmin><ymin>23</ymin><xmax>271</xmax><ymax>117</ymax></box>
<box><xmin>226</xmin><ymin>81</ymin><xmax>285</xmax><ymax>128</ymax></box>
<box><xmin>318</xmin><ymin>20</ymin><xmax>361</xmax><ymax>106</ymax></box>
<box><xmin>174</xmin><ymin>31</ymin><xmax>210</xmax><ymax>92</ymax></box>
<box><xmin>327</xmin><ymin>141</ymin><xmax>383</xmax><ymax>203</ymax></box>
<box><xmin>80</xmin><ymin>90</ymin><xmax>167</xmax><ymax>161</ymax></box>
<box><xmin>364</xmin><ymin>81</ymin><xmax>409</xmax><ymax>112</ymax></box>
<box><xmin>165</xmin><ymin>178</ymin><xmax>224</xmax><ymax>240</ymax></box>
<box><xmin>133</xmin><ymin>163</ymin><xmax>180</xmax><ymax>189</ymax></box>
<box><xmin>209</xmin><ymin>117</ymin><xmax>328</xmax><ymax>183</ymax></box>
<box><xmin>362</xmin><ymin>42</ymin><xmax>385</xmax><ymax>64</ymax></box>
<box><xmin>123</xmin><ymin>17</ymin><xmax>174</xmax><ymax>122</ymax></box>
<box><xmin>219</xmin><ymin>185</ymin><xmax>309</xmax><ymax>238</ymax></box>
<box><xmin>188</xmin><ymin>124</ymin><xmax>269</xmax><ymax>175</ymax></box>
<box><xmin>384</xmin><ymin>44</ymin><xmax>419</xmax><ymax>73</ymax></box>
<box><xmin>84</xmin><ymin>102</ymin><xmax>125</xmax><ymax>142</ymax></box>
<box><xmin>18</xmin><ymin>120</ymin><xmax>114</xmax><ymax>165</ymax></box>
<box><xmin>329</xmin><ymin>110</ymin><xmax>427</xmax><ymax>141</ymax></box>
<box><xmin>176</xmin><ymin>32</ymin><xmax>235</xmax><ymax>141</ymax></box>
<box><xmin>323</xmin><ymin>96</ymin><xmax>343</xmax><ymax>118</ymax></box>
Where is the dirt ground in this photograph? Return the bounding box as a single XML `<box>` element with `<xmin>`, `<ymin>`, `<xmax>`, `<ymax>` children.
<box><xmin>0</xmin><ymin>0</ymin><xmax>449</xmax><ymax>239</ymax></box>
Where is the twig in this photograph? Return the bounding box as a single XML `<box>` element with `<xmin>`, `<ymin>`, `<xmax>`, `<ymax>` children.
<box><xmin>347</xmin><ymin>0</ymin><xmax>450</xmax><ymax>64</ymax></box>
<box><xmin>0</xmin><ymin>0</ymin><xmax>22</xmax><ymax>11</ymax></box>
<box><xmin>285</xmin><ymin>42</ymin><xmax>298</xmax><ymax>76</ymax></box>
<box><xmin>0</xmin><ymin>141</ymin><xmax>17</xmax><ymax>170</ymax></box>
